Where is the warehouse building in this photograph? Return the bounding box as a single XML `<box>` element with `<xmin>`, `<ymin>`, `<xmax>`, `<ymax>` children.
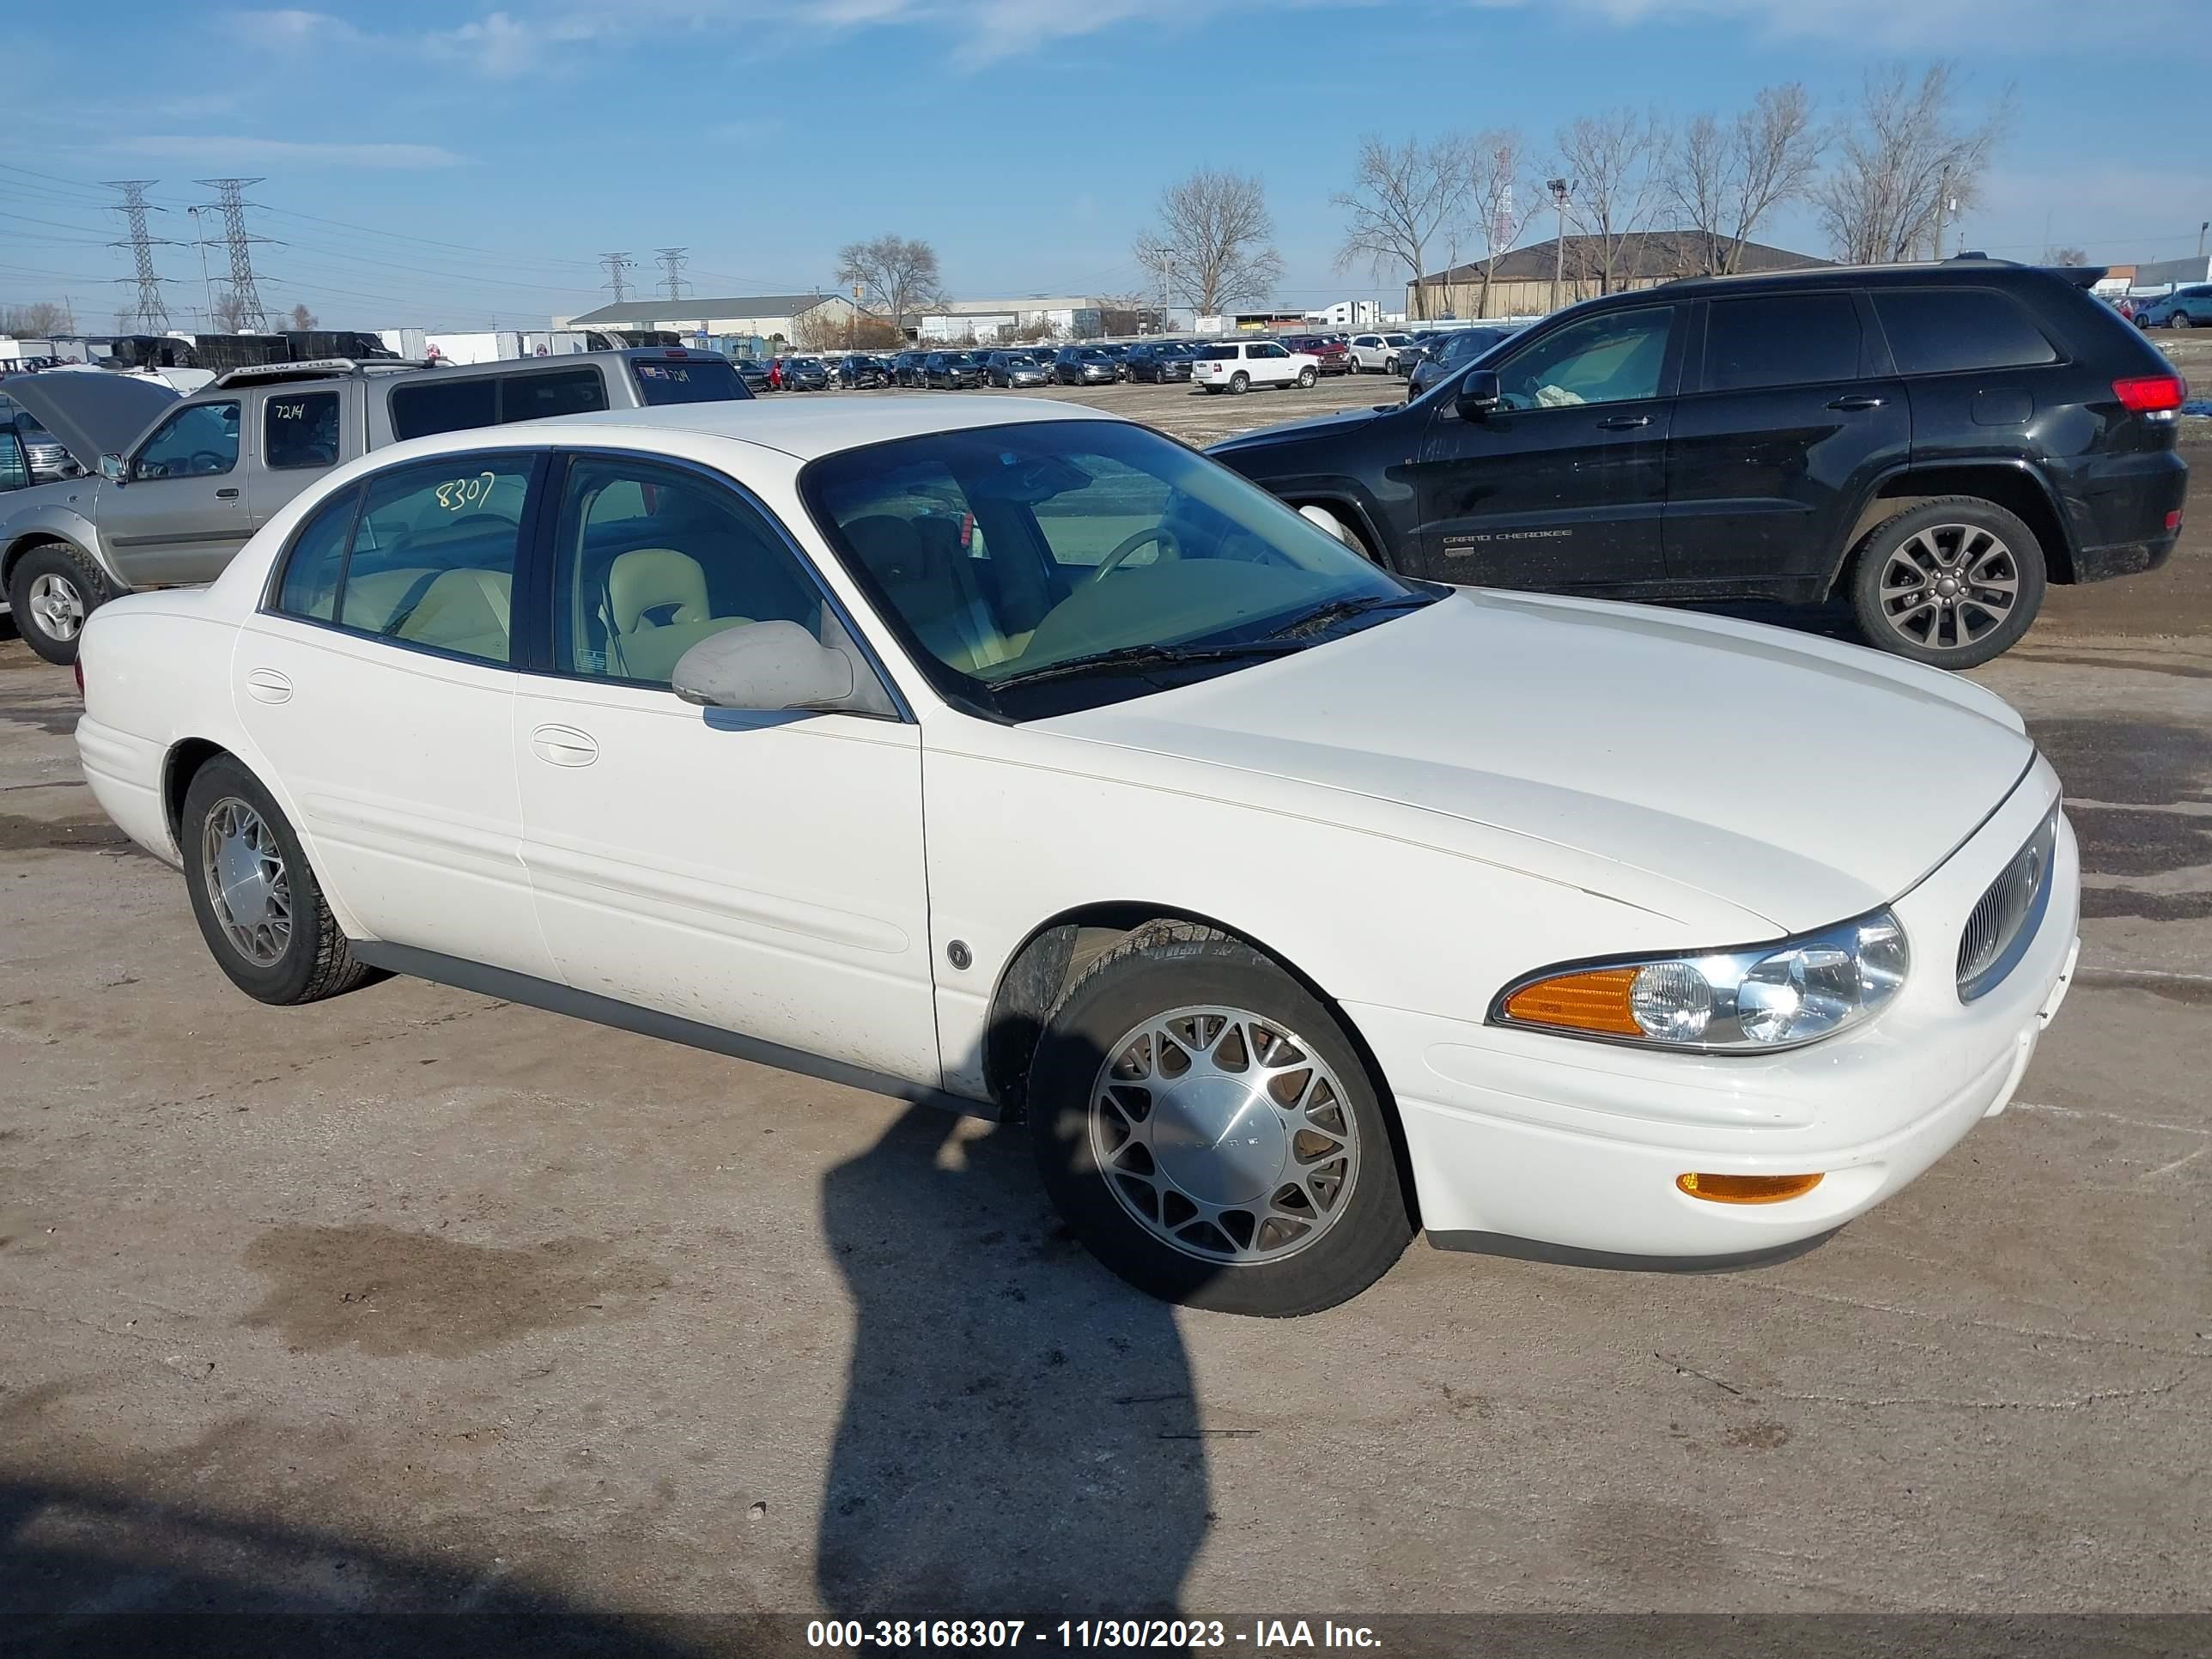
<box><xmin>914</xmin><ymin>297</ymin><xmax>1106</xmax><ymax>343</ymax></box>
<box><xmin>1410</xmin><ymin>232</ymin><xmax>1827</xmax><ymax>319</ymax></box>
<box><xmin>556</xmin><ymin>292</ymin><xmax>857</xmax><ymax>344</ymax></box>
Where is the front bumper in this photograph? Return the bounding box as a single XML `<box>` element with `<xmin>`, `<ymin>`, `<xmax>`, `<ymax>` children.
<box><xmin>1350</xmin><ymin>763</ymin><xmax>2080</xmax><ymax>1261</ymax></box>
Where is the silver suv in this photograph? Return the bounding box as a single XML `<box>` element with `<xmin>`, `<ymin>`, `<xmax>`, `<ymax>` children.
<box><xmin>1</xmin><ymin>348</ymin><xmax>750</xmax><ymax>662</ymax></box>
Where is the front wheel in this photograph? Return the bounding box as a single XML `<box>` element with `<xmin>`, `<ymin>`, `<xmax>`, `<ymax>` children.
<box><xmin>1296</xmin><ymin>367</ymin><xmax>1318</xmax><ymax>388</ymax></box>
<box><xmin>1848</xmin><ymin>498</ymin><xmax>2046</xmax><ymax>668</ymax></box>
<box><xmin>6</xmin><ymin>541</ymin><xmax>111</xmax><ymax>666</ymax></box>
<box><xmin>1028</xmin><ymin>924</ymin><xmax>1413</xmax><ymax>1316</ymax></box>
<box><xmin>181</xmin><ymin>754</ymin><xmax>381</xmax><ymax>1006</ymax></box>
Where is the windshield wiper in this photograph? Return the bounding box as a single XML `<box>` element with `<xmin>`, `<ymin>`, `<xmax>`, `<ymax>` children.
<box><xmin>1261</xmin><ymin>592</ymin><xmax>1432</xmax><ymax>641</ymax></box>
<box><xmin>988</xmin><ymin>640</ymin><xmax>1299</xmax><ymax>690</ymax></box>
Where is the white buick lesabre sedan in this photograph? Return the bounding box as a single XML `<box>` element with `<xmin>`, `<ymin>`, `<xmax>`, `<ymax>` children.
<box><xmin>73</xmin><ymin>398</ymin><xmax>2079</xmax><ymax>1316</ymax></box>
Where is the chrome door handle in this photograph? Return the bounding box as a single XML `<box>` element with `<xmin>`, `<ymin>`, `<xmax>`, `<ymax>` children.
<box><xmin>530</xmin><ymin>724</ymin><xmax>598</xmax><ymax>767</ymax></box>
<box><xmin>1596</xmin><ymin>414</ymin><xmax>1651</xmax><ymax>430</ymax></box>
<box><xmin>216</xmin><ymin>487</ymin><xmax>240</xmax><ymax>498</ymax></box>
<box><xmin>1827</xmin><ymin>395</ymin><xmax>1886</xmax><ymax>410</ymax></box>
<box><xmin>244</xmin><ymin>668</ymin><xmax>292</xmax><ymax>704</ymax></box>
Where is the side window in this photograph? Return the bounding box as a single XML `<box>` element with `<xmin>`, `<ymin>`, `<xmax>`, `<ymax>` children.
<box><xmin>0</xmin><ymin>426</ymin><xmax>28</xmax><ymax>492</ymax></box>
<box><xmin>1494</xmin><ymin>307</ymin><xmax>1674</xmax><ymax>410</ymax></box>
<box><xmin>131</xmin><ymin>400</ymin><xmax>240</xmax><ymax>479</ymax></box>
<box><xmin>271</xmin><ymin>485</ymin><xmax>361</xmax><ymax>621</ymax></box>
<box><xmin>1704</xmin><ymin>294</ymin><xmax>1862</xmax><ymax>392</ymax></box>
<box><xmin>264</xmin><ymin>390</ymin><xmax>341</xmax><ymax>471</ymax></box>
<box><xmin>552</xmin><ymin>458</ymin><xmax>823</xmax><ymax>688</ymax></box>
<box><xmin>387</xmin><ymin>376</ymin><xmax>498</xmax><ymax>442</ymax></box>
<box><xmin>1873</xmin><ymin>289</ymin><xmax>2057</xmax><ymax>375</ymax></box>
<box><xmin>331</xmin><ymin>454</ymin><xmax>534</xmax><ymax>665</ymax></box>
<box><xmin>501</xmin><ymin>367</ymin><xmax>607</xmax><ymax>423</ymax></box>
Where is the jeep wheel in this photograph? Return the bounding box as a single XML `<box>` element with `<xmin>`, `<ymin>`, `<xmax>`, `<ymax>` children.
<box><xmin>6</xmin><ymin>541</ymin><xmax>111</xmax><ymax>666</ymax></box>
<box><xmin>1849</xmin><ymin>498</ymin><xmax>2046</xmax><ymax>668</ymax></box>
<box><xmin>1028</xmin><ymin>924</ymin><xmax>1413</xmax><ymax>1316</ymax></box>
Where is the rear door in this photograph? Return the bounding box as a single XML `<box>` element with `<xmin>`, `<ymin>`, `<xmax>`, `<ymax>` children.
<box><xmin>94</xmin><ymin>395</ymin><xmax>253</xmax><ymax>586</ymax></box>
<box><xmin>1664</xmin><ymin>289</ymin><xmax>1908</xmax><ymax>593</ymax></box>
<box><xmin>1407</xmin><ymin>302</ymin><xmax>1680</xmax><ymax>591</ymax></box>
<box><xmin>254</xmin><ymin>385</ymin><xmax>356</xmax><ymax>524</ymax></box>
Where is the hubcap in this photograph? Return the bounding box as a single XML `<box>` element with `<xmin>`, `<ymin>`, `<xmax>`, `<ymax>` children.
<box><xmin>1875</xmin><ymin>523</ymin><xmax>2020</xmax><ymax>653</ymax></box>
<box><xmin>26</xmin><ymin>572</ymin><xmax>85</xmax><ymax>641</ymax></box>
<box><xmin>200</xmin><ymin>797</ymin><xmax>292</xmax><ymax>966</ymax></box>
<box><xmin>1090</xmin><ymin>1006</ymin><xmax>1359</xmax><ymax>1266</ymax></box>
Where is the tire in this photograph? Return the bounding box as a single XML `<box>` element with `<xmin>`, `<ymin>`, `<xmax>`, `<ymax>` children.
<box><xmin>2172</xmin><ymin>312</ymin><xmax>2194</xmax><ymax>330</ymax></box>
<box><xmin>6</xmin><ymin>540</ymin><xmax>111</xmax><ymax>666</ymax></box>
<box><xmin>1027</xmin><ymin>923</ymin><xmax>1413</xmax><ymax>1316</ymax></box>
<box><xmin>1298</xmin><ymin>503</ymin><xmax>1371</xmax><ymax>559</ymax></box>
<box><xmin>1229</xmin><ymin>371</ymin><xmax>1249</xmax><ymax>395</ymax></box>
<box><xmin>1847</xmin><ymin>497</ymin><xmax>2047</xmax><ymax>668</ymax></box>
<box><xmin>1346</xmin><ymin>358</ymin><xmax>1360</xmax><ymax>374</ymax></box>
<box><xmin>180</xmin><ymin>753</ymin><xmax>380</xmax><ymax>1006</ymax></box>
<box><xmin>1202</xmin><ymin>385</ymin><xmax>1222</xmax><ymax>395</ymax></box>
<box><xmin>1297</xmin><ymin>367</ymin><xmax>1318</xmax><ymax>389</ymax></box>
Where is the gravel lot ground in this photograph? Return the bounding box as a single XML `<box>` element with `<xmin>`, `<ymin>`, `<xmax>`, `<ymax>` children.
<box><xmin>2</xmin><ymin>350</ymin><xmax>2208</xmax><ymax>1644</ymax></box>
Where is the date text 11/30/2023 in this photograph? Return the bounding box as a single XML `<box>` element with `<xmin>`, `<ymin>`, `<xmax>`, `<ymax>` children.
<box><xmin>805</xmin><ymin>1619</ymin><xmax>1383</xmax><ymax>1650</ymax></box>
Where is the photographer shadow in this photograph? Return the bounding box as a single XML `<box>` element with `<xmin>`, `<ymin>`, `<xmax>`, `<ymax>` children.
<box><xmin>817</xmin><ymin>1094</ymin><xmax>1212</xmax><ymax>1619</ymax></box>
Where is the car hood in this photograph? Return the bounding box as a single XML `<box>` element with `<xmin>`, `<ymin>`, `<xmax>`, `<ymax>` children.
<box><xmin>1208</xmin><ymin>406</ymin><xmax>1380</xmax><ymax>454</ymax></box>
<box><xmin>3</xmin><ymin>370</ymin><xmax>179</xmax><ymax>472</ymax></box>
<box><xmin>1036</xmin><ymin>591</ymin><xmax>2035</xmax><ymax>933</ymax></box>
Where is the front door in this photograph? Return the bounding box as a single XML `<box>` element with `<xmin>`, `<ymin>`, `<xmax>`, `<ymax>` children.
<box><xmin>512</xmin><ymin>453</ymin><xmax>939</xmax><ymax>1086</ymax></box>
<box><xmin>1664</xmin><ymin>289</ymin><xmax>1908</xmax><ymax>593</ymax></box>
<box><xmin>96</xmin><ymin>397</ymin><xmax>252</xmax><ymax>586</ymax></box>
<box><xmin>234</xmin><ymin>448</ymin><xmax>553</xmax><ymax>979</ymax></box>
<box><xmin>1408</xmin><ymin>302</ymin><xmax>1680</xmax><ymax>591</ymax></box>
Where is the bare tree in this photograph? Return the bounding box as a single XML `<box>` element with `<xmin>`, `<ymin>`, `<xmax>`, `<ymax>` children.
<box><xmin>1813</xmin><ymin>63</ymin><xmax>2011</xmax><ymax>264</ymax></box>
<box><xmin>1331</xmin><ymin>135</ymin><xmax>1467</xmax><ymax>321</ymax></box>
<box><xmin>1666</xmin><ymin>84</ymin><xmax>1826</xmax><ymax>276</ymax></box>
<box><xmin>289</xmin><ymin>302</ymin><xmax>319</xmax><ymax>330</ymax></box>
<box><xmin>1134</xmin><ymin>168</ymin><xmax>1284</xmax><ymax>318</ymax></box>
<box><xmin>1462</xmin><ymin>130</ymin><xmax>1543</xmax><ymax>318</ymax></box>
<box><xmin>2045</xmin><ymin>245</ymin><xmax>2088</xmax><ymax>266</ymax></box>
<box><xmin>3</xmin><ymin>301</ymin><xmax>70</xmax><ymax>337</ymax></box>
<box><xmin>210</xmin><ymin>287</ymin><xmax>256</xmax><ymax>332</ymax></box>
<box><xmin>835</xmin><ymin>235</ymin><xmax>944</xmax><ymax>335</ymax></box>
<box><xmin>1553</xmin><ymin>110</ymin><xmax>1669</xmax><ymax>294</ymax></box>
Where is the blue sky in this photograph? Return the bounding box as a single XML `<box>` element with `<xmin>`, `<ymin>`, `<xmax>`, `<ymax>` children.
<box><xmin>6</xmin><ymin>0</ymin><xmax>2209</xmax><ymax>330</ymax></box>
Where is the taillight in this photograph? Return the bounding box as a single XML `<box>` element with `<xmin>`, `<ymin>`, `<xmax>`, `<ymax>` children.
<box><xmin>2112</xmin><ymin>374</ymin><xmax>2185</xmax><ymax>412</ymax></box>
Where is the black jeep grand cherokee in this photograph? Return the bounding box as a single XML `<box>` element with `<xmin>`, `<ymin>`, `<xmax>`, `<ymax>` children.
<box><xmin>1212</xmin><ymin>258</ymin><xmax>2189</xmax><ymax>666</ymax></box>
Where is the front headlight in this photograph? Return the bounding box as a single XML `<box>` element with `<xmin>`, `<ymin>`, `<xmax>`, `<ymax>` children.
<box><xmin>1491</xmin><ymin>910</ymin><xmax>1909</xmax><ymax>1054</ymax></box>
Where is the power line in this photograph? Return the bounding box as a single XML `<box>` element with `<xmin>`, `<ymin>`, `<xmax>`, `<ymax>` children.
<box><xmin>104</xmin><ymin>180</ymin><xmax>178</xmax><ymax>331</ymax></box>
<box><xmin>599</xmin><ymin>250</ymin><xmax>635</xmax><ymax>305</ymax></box>
<box><xmin>193</xmin><ymin>178</ymin><xmax>277</xmax><ymax>332</ymax></box>
<box><xmin>654</xmin><ymin>246</ymin><xmax>690</xmax><ymax>304</ymax></box>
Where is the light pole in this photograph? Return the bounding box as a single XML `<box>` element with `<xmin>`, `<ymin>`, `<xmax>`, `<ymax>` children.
<box><xmin>1547</xmin><ymin>178</ymin><xmax>1575</xmax><ymax>313</ymax></box>
<box><xmin>186</xmin><ymin>205</ymin><xmax>216</xmax><ymax>329</ymax></box>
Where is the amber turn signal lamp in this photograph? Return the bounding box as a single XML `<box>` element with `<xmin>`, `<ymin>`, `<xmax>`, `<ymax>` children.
<box><xmin>1502</xmin><ymin>967</ymin><xmax>1642</xmax><ymax>1036</ymax></box>
<box><xmin>1676</xmin><ymin>1171</ymin><xmax>1825</xmax><ymax>1205</ymax></box>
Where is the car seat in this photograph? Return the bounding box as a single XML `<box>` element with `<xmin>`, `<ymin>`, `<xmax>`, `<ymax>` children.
<box><xmin>842</xmin><ymin>514</ymin><xmax>1007</xmax><ymax>674</ymax></box>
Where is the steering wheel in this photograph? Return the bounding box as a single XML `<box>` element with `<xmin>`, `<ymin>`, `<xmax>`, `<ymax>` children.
<box><xmin>1088</xmin><ymin>525</ymin><xmax>1181</xmax><ymax>585</ymax></box>
<box><xmin>186</xmin><ymin>451</ymin><xmax>228</xmax><ymax>475</ymax></box>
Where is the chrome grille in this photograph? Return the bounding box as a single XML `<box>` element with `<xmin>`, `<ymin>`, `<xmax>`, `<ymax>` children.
<box><xmin>1956</xmin><ymin>807</ymin><xmax>2059</xmax><ymax>1002</ymax></box>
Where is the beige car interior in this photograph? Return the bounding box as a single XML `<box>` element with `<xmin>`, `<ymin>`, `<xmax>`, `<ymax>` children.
<box><xmin>334</xmin><ymin>472</ymin><xmax>531</xmax><ymax>663</ymax></box>
<box><xmin>842</xmin><ymin>514</ymin><xmax>1018</xmax><ymax>674</ymax></box>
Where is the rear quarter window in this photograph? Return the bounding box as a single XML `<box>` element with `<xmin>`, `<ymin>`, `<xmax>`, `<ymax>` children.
<box><xmin>630</xmin><ymin>356</ymin><xmax>748</xmax><ymax>405</ymax></box>
<box><xmin>389</xmin><ymin>376</ymin><xmax>498</xmax><ymax>441</ymax></box>
<box><xmin>1873</xmin><ymin>289</ymin><xmax>2058</xmax><ymax>375</ymax></box>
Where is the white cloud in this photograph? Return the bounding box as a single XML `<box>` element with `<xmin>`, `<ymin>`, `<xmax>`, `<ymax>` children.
<box><xmin>1526</xmin><ymin>0</ymin><xmax>2211</xmax><ymax>52</ymax></box>
<box><xmin>220</xmin><ymin>8</ymin><xmax>367</xmax><ymax>48</ymax></box>
<box><xmin>103</xmin><ymin>136</ymin><xmax>464</xmax><ymax>168</ymax></box>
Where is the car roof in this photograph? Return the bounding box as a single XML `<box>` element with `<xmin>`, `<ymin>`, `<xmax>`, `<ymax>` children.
<box><xmin>518</xmin><ymin>393</ymin><xmax>1116</xmax><ymax>461</ymax></box>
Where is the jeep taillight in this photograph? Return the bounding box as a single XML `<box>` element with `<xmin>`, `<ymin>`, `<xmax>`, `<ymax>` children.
<box><xmin>2112</xmin><ymin>374</ymin><xmax>2185</xmax><ymax>413</ymax></box>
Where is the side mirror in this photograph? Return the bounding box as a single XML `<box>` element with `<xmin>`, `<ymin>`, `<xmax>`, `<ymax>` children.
<box><xmin>99</xmin><ymin>453</ymin><xmax>128</xmax><ymax>483</ymax></box>
<box><xmin>672</xmin><ymin>621</ymin><xmax>859</xmax><ymax>713</ymax></box>
<box><xmin>1455</xmin><ymin>370</ymin><xmax>1501</xmax><ymax>421</ymax></box>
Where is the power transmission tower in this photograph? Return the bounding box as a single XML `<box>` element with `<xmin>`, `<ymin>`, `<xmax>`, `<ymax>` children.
<box><xmin>599</xmin><ymin>251</ymin><xmax>635</xmax><ymax>304</ymax></box>
<box><xmin>192</xmin><ymin>178</ymin><xmax>276</xmax><ymax>332</ymax></box>
<box><xmin>654</xmin><ymin>247</ymin><xmax>690</xmax><ymax>304</ymax></box>
<box><xmin>105</xmin><ymin>180</ymin><xmax>178</xmax><ymax>332</ymax></box>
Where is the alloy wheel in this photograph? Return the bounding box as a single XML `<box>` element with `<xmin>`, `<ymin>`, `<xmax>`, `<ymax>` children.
<box><xmin>26</xmin><ymin>572</ymin><xmax>85</xmax><ymax>643</ymax></box>
<box><xmin>200</xmin><ymin>796</ymin><xmax>292</xmax><ymax>966</ymax></box>
<box><xmin>1090</xmin><ymin>1004</ymin><xmax>1360</xmax><ymax>1266</ymax></box>
<box><xmin>1875</xmin><ymin>522</ymin><xmax>2021</xmax><ymax>653</ymax></box>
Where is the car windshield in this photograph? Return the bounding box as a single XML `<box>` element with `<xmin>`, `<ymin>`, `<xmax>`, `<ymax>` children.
<box><xmin>942</xmin><ymin>353</ymin><xmax>977</xmax><ymax>366</ymax></box>
<box><xmin>802</xmin><ymin>419</ymin><xmax>1433</xmax><ymax>717</ymax></box>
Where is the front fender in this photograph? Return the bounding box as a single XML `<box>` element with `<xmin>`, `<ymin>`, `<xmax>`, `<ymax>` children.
<box><xmin>2</xmin><ymin>483</ymin><xmax>125</xmax><ymax>591</ymax></box>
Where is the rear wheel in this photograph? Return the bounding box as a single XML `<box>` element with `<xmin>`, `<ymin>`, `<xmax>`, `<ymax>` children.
<box><xmin>1028</xmin><ymin>924</ymin><xmax>1413</xmax><ymax>1316</ymax></box>
<box><xmin>6</xmin><ymin>540</ymin><xmax>110</xmax><ymax>666</ymax></box>
<box><xmin>181</xmin><ymin>754</ymin><xmax>380</xmax><ymax>1006</ymax></box>
<box><xmin>1229</xmin><ymin>371</ymin><xmax>1249</xmax><ymax>395</ymax></box>
<box><xmin>1848</xmin><ymin>497</ymin><xmax>2046</xmax><ymax>668</ymax></box>
<box><xmin>2172</xmin><ymin>311</ymin><xmax>2194</xmax><ymax>330</ymax></box>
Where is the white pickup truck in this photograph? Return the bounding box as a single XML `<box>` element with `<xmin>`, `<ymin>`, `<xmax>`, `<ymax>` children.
<box><xmin>1190</xmin><ymin>340</ymin><xmax>1321</xmax><ymax>396</ymax></box>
